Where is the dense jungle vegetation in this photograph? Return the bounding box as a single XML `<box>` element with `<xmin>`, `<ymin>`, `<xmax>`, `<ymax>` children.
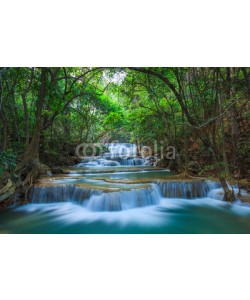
<box><xmin>0</xmin><ymin>67</ymin><xmax>249</xmax><ymax>204</ymax></box>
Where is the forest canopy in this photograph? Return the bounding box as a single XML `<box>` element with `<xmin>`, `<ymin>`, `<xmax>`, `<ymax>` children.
<box><xmin>0</xmin><ymin>67</ymin><xmax>249</xmax><ymax>203</ymax></box>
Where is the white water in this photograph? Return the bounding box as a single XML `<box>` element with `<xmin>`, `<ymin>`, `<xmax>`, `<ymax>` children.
<box><xmin>109</xmin><ymin>143</ymin><xmax>137</xmax><ymax>158</ymax></box>
<box><xmin>29</xmin><ymin>178</ymin><xmax>243</xmax><ymax>213</ymax></box>
<box><xmin>156</xmin><ymin>180</ymin><xmax>221</xmax><ymax>199</ymax></box>
<box><xmin>3</xmin><ymin>192</ymin><xmax>250</xmax><ymax>233</ymax></box>
<box><xmin>75</xmin><ymin>143</ymin><xmax>145</xmax><ymax>167</ymax></box>
<box><xmin>208</xmin><ymin>186</ymin><xmax>250</xmax><ymax>200</ymax></box>
<box><xmin>3</xmin><ymin>142</ymin><xmax>249</xmax><ymax>233</ymax></box>
<box><xmin>87</xmin><ymin>184</ymin><xmax>161</xmax><ymax>211</ymax></box>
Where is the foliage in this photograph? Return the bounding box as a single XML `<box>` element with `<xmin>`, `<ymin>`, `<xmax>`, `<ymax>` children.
<box><xmin>0</xmin><ymin>67</ymin><xmax>249</xmax><ymax>180</ymax></box>
<box><xmin>0</xmin><ymin>150</ymin><xmax>17</xmax><ymax>172</ymax></box>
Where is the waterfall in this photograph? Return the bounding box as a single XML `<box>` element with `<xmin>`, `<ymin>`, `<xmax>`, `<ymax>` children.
<box><xmin>97</xmin><ymin>159</ymin><xmax>121</xmax><ymax>166</ymax></box>
<box><xmin>29</xmin><ymin>179</ymin><xmax>228</xmax><ymax>213</ymax></box>
<box><xmin>75</xmin><ymin>158</ymin><xmax>121</xmax><ymax>167</ymax></box>
<box><xmin>155</xmin><ymin>180</ymin><xmax>221</xmax><ymax>199</ymax></box>
<box><xmin>75</xmin><ymin>143</ymin><xmax>146</xmax><ymax>167</ymax></box>
<box><xmin>108</xmin><ymin>143</ymin><xmax>137</xmax><ymax>158</ymax></box>
<box><xmin>87</xmin><ymin>184</ymin><xmax>161</xmax><ymax>212</ymax></box>
<box><xmin>30</xmin><ymin>185</ymin><xmax>100</xmax><ymax>204</ymax></box>
<box><xmin>108</xmin><ymin>143</ymin><xmax>145</xmax><ymax>165</ymax></box>
<box><xmin>120</xmin><ymin>158</ymin><xmax>145</xmax><ymax>166</ymax></box>
<box><xmin>30</xmin><ymin>184</ymin><xmax>162</xmax><ymax>211</ymax></box>
<box><xmin>207</xmin><ymin>185</ymin><xmax>250</xmax><ymax>201</ymax></box>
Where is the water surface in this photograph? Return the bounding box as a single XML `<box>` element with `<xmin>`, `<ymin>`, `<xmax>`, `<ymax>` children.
<box><xmin>1</xmin><ymin>144</ymin><xmax>249</xmax><ymax>234</ymax></box>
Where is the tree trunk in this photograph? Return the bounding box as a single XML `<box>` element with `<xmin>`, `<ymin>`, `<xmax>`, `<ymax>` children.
<box><xmin>182</xmin><ymin>111</ymin><xmax>189</xmax><ymax>176</ymax></box>
<box><xmin>10</xmin><ymin>90</ymin><xmax>21</xmax><ymax>143</ymax></box>
<box><xmin>0</xmin><ymin>107</ymin><xmax>9</xmax><ymax>151</ymax></box>
<box><xmin>22</xmin><ymin>94</ymin><xmax>30</xmax><ymax>146</ymax></box>
<box><xmin>219</xmin><ymin>176</ymin><xmax>235</xmax><ymax>202</ymax></box>
<box><xmin>218</xmin><ymin>94</ymin><xmax>230</xmax><ymax>176</ymax></box>
<box><xmin>231</xmin><ymin>102</ymin><xmax>239</xmax><ymax>167</ymax></box>
<box><xmin>136</xmin><ymin>140</ymin><xmax>140</xmax><ymax>157</ymax></box>
<box><xmin>128</xmin><ymin>67</ymin><xmax>235</xmax><ymax>200</ymax></box>
<box><xmin>15</xmin><ymin>68</ymin><xmax>47</xmax><ymax>195</ymax></box>
<box><xmin>228</xmin><ymin>68</ymin><xmax>239</xmax><ymax>168</ymax></box>
<box><xmin>211</xmin><ymin>145</ymin><xmax>235</xmax><ymax>202</ymax></box>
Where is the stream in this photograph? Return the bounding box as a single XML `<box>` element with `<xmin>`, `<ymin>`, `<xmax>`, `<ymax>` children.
<box><xmin>1</xmin><ymin>143</ymin><xmax>250</xmax><ymax>234</ymax></box>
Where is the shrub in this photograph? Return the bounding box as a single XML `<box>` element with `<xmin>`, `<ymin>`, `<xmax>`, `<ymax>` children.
<box><xmin>0</xmin><ymin>150</ymin><xmax>17</xmax><ymax>172</ymax></box>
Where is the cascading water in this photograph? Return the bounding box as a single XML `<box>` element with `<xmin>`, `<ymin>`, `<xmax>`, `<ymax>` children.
<box><xmin>30</xmin><ymin>185</ymin><xmax>100</xmax><ymax>204</ymax></box>
<box><xmin>75</xmin><ymin>158</ymin><xmax>121</xmax><ymax>167</ymax></box>
<box><xmin>87</xmin><ymin>184</ymin><xmax>161</xmax><ymax>212</ymax></box>
<box><xmin>2</xmin><ymin>166</ymin><xmax>250</xmax><ymax>233</ymax></box>
<box><xmin>29</xmin><ymin>179</ymin><xmax>228</xmax><ymax>212</ymax></box>
<box><xmin>121</xmin><ymin>158</ymin><xmax>145</xmax><ymax>166</ymax></box>
<box><xmin>156</xmin><ymin>180</ymin><xmax>221</xmax><ymax>199</ymax></box>
<box><xmin>75</xmin><ymin>143</ymin><xmax>145</xmax><ymax>167</ymax></box>
<box><xmin>109</xmin><ymin>143</ymin><xmax>137</xmax><ymax>158</ymax></box>
<box><xmin>30</xmin><ymin>183</ymin><xmax>162</xmax><ymax>211</ymax></box>
<box><xmin>2</xmin><ymin>141</ymin><xmax>250</xmax><ymax>233</ymax></box>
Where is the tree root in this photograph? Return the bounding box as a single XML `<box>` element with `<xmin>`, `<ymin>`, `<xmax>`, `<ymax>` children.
<box><xmin>15</xmin><ymin>158</ymin><xmax>41</xmax><ymax>204</ymax></box>
<box><xmin>0</xmin><ymin>172</ymin><xmax>15</xmax><ymax>204</ymax></box>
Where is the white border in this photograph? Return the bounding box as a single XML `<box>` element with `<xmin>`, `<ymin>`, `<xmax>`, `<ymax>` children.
<box><xmin>1</xmin><ymin>235</ymin><xmax>250</xmax><ymax>300</ymax></box>
<box><xmin>1</xmin><ymin>1</ymin><xmax>250</xmax><ymax>299</ymax></box>
<box><xmin>0</xmin><ymin>0</ymin><xmax>250</xmax><ymax>66</ymax></box>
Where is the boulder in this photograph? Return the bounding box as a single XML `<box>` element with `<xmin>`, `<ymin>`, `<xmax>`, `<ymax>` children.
<box><xmin>154</xmin><ymin>159</ymin><xmax>169</xmax><ymax>168</ymax></box>
<box><xmin>51</xmin><ymin>166</ymin><xmax>65</xmax><ymax>175</ymax></box>
<box><xmin>0</xmin><ymin>171</ymin><xmax>15</xmax><ymax>203</ymax></box>
<box><xmin>144</xmin><ymin>156</ymin><xmax>156</xmax><ymax>166</ymax></box>
<box><xmin>38</xmin><ymin>163</ymin><xmax>51</xmax><ymax>176</ymax></box>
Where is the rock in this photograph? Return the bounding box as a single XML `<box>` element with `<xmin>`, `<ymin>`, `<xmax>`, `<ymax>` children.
<box><xmin>38</xmin><ymin>163</ymin><xmax>51</xmax><ymax>176</ymax></box>
<box><xmin>0</xmin><ymin>171</ymin><xmax>15</xmax><ymax>203</ymax></box>
<box><xmin>154</xmin><ymin>159</ymin><xmax>169</xmax><ymax>168</ymax></box>
<box><xmin>144</xmin><ymin>156</ymin><xmax>157</xmax><ymax>166</ymax></box>
<box><xmin>41</xmin><ymin>148</ymin><xmax>81</xmax><ymax>167</ymax></box>
<box><xmin>144</xmin><ymin>159</ymin><xmax>153</xmax><ymax>166</ymax></box>
<box><xmin>51</xmin><ymin>166</ymin><xmax>64</xmax><ymax>175</ymax></box>
<box><xmin>188</xmin><ymin>161</ymin><xmax>201</xmax><ymax>175</ymax></box>
<box><xmin>73</xmin><ymin>156</ymin><xmax>82</xmax><ymax>164</ymax></box>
